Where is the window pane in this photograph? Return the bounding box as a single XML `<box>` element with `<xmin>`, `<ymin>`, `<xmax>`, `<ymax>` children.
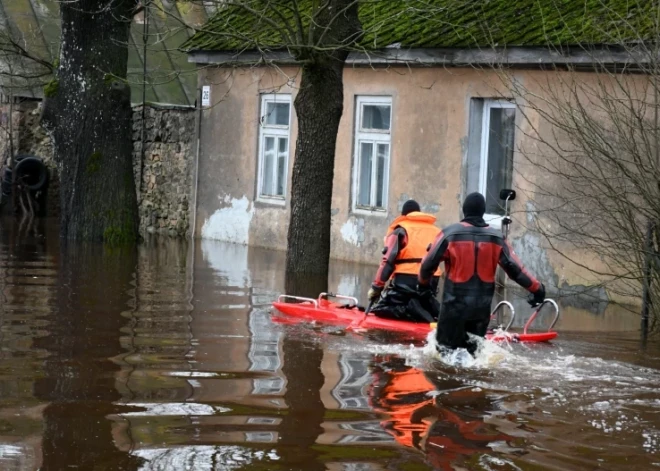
<box><xmin>485</xmin><ymin>107</ymin><xmax>515</xmax><ymax>215</ymax></box>
<box><xmin>262</xmin><ymin>136</ymin><xmax>275</xmax><ymax>196</ymax></box>
<box><xmin>264</xmin><ymin>101</ymin><xmax>290</xmax><ymax>126</ymax></box>
<box><xmin>361</xmin><ymin>104</ymin><xmax>391</xmax><ymax>130</ymax></box>
<box><xmin>375</xmin><ymin>143</ymin><xmax>388</xmax><ymax>209</ymax></box>
<box><xmin>276</xmin><ymin>137</ymin><xmax>288</xmax><ymax>196</ymax></box>
<box><xmin>357</xmin><ymin>142</ymin><xmax>373</xmax><ymax>207</ymax></box>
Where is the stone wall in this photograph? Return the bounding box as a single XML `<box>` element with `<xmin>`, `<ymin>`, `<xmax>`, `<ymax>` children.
<box><xmin>132</xmin><ymin>105</ymin><xmax>197</xmax><ymax>237</ymax></box>
<box><xmin>0</xmin><ymin>100</ymin><xmax>197</xmax><ymax>238</ymax></box>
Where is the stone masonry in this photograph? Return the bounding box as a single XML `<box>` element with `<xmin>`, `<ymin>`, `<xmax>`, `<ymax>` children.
<box><xmin>0</xmin><ymin>100</ymin><xmax>197</xmax><ymax>238</ymax></box>
<box><xmin>132</xmin><ymin>105</ymin><xmax>196</xmax><ymax>237</ymax></box>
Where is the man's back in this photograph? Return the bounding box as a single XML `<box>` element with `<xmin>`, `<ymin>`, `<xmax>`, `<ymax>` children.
<box><xmin>417</xmin><ymin>192</ymin><xmax>545</xmax><ymax>354</ymax></box>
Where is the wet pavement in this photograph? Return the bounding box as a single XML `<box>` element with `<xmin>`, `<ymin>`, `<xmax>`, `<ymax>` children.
<box><xmin>0</xmin><ymin>218</ymin><xmax>659</xmax><ymax>470</ymax></box>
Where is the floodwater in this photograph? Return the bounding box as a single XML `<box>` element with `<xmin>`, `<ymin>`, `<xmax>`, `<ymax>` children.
<box><xmin>0</xmin><ymin>219</ymin><xmax>659</xmax><ymax>471</ymax></box>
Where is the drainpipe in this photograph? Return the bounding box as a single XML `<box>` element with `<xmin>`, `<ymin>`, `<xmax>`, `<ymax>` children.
<box><xmin>190</xmin><ymin>84</ymin><xmax>202</xmax><ymax>239</ymax></box>
<box><xmin>8</xmin><ymin>90</ymin><xmax>14</xmax><ymax>169</ymax></box>
<box><xmin>138</xmin><ymin>0</ymin><xmax>148</xmax><ymax>204</ymax></box>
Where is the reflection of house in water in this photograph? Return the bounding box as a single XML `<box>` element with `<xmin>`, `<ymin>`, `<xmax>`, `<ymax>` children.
<box><xmin>248</xmin><ymin>308</ymin><xmax>285</xmax><ymax>397</ymax></box>
<box><xmin>331</xmin><ymin>354</ymin><xmax>372</xmax><ymax>410</ymax></box>
<box><xmin>319</xmin><ymin>351</ymin><xmax>395</xmax><ymax>447</ymax></box>
<box><xmin>109</xmin><ymin>240</ymin><xmax>289</xmax><ymax>466</ymax></box>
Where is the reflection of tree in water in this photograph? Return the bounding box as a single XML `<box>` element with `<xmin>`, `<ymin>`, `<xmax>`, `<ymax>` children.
<box><xmin>368</xmin><ymin>355</ymin><xmax>514</xmax><ymax>471</ymax></box>
<box><xmin>275</xmin><ymin>271</ymin><xmax>327</xmax><ymax>470</ymax></box>
<box><xmin>33</xmin><ymin>243</ymin><xmax>144</xmax><ymax>470</ymax></box>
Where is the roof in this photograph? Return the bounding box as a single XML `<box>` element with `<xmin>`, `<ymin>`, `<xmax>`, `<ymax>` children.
<box><xmin>0</xmin><ymin>0</ymin><xmax>212</xmax><ymax>105</ymax></box>
<box><xmin>181</xmin><ymin>0</ymin><xmax>656</xmax><ymax>54</ymax></box>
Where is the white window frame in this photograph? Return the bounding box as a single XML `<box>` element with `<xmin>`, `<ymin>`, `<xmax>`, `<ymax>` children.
<box><xmin>351</xmin><ymin>96</ymin><xmax>392</xmax><ymax>215</ymax></box>
<box><xmin>256</xmin><ymin>93</ymin><xmax>292</xmax><ymax>205</ymax></box>
<box><xmin>479</xmin><ymin>99</ymin><xmax>516</xmax><ymax>229</ymax></box>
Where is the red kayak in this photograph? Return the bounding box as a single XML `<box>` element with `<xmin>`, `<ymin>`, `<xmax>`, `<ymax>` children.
<box><xmin>271</xmin><ymin>293</ymin><xmax>559</xmax><ymax>343</ymax></box>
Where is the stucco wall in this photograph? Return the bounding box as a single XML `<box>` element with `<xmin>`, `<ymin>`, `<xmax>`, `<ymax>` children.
<box><xmin>194</xmin><ymin>65</ymin><xmax>625</xmax><ymax>301</ymax></box>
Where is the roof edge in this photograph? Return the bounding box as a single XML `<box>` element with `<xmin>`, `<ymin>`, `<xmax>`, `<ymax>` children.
<box><xmin>187</xmin><ymin>45</ymin><xmax>655</xmax><ymax>70</ymax></box>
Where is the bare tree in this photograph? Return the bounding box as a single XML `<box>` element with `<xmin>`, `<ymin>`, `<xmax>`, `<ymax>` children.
<box><xmin>182</xmin><ymin>1</ymin><xmax>363</xmax><ymax>287</ymax></box>
<box><xmin>480</xmin><ymin>3</ymin><xmax>660</xmax><ymax>329</ymax></box>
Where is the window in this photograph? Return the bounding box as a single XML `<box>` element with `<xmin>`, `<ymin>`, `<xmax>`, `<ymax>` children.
<box><xmin>257</xmin><ymin>94</ymin><xmax>291</xmax><ymax>202</ymax></box>
<box><xmin>248</xmin><ymin>309</ymin><xmax>284</xmax><ymax>395</ymax></box>
<box><xmin>331</xmin><ymin>354</ymin><xmax>371</xmax><ymax>409</ymax></box>
<box><xmin>352</xmin><ymin>96</ymin><xmax>392</xmax><ymax>212</ymax></box>
<box><xmin>467</xmin><ymin>98</ymin><xmax>516</xmax><ymax>227</ymax></box>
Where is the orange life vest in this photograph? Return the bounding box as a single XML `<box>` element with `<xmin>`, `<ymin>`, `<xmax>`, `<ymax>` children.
<box><xmin>384</xmin><ymin>212</ymin><xmax>442</xmax><ymax>277</ymax></box>
<box><xmin>372</xmin><ymin>368</ymin><xmax>436</xmax><ymax>449</ymax></box>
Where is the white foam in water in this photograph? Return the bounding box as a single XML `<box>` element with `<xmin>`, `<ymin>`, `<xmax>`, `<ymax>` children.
<box><xmin>421</xmin><ymin>329</ymin><xmax>514</xmax><ymax>369</ymax></box>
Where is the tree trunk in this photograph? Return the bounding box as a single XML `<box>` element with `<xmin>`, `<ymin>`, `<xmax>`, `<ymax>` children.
<box><xmin>34</xmin><ymin>243</ymin><xmax>143</xmax><ymax>470</ymax></box>
<box><xmin>285</xmin><ymin>1</ymin><xmax>361</xmax><ymax>277</ymax></box>
<box><xmin>41</xmin><ymin>0</ymin><xmax>138</xmax><ymax>243</ymax></box>
<box><xmin>285</xmin><ymin>61</ymin><xmax>344</xmax><ymax>276</ymax></box>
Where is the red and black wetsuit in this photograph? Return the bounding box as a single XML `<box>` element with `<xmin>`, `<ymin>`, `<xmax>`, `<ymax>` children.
<box><xmin>418</xmin><ymin>221</ymin><xmax>543</xmax><ymax>352</ymax></box>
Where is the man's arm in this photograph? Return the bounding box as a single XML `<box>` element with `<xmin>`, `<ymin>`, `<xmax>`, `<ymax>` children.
<box><xmin>418</xmin><ymin>230</ymin><xmax>448</xmax><ymax>286</ymax></box>
<box><xmin>372</xmin><ymin>227</ymin><xmax>407</xmax><ymax>288</ymax></box>
<box><xmin>499</xmin><ymin>240</ymin><xmax>542</xmax><ymax>293</ymax></box>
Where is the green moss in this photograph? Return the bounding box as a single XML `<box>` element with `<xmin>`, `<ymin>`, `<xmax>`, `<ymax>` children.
<box><xmin>87</xmin><ymin>151</ymin><xmax>102</xmax><ymax>174</ymax></box>
<box><xmin>103</xmin><ymin>209</ymin><xmax>137</xmax><ymax>246</ymax></box>
<box><xmin>104</xmin><ymin>73</ymin><xmax>126</xmax><ymax>85</ymax></box>
<box><xmin>103</xmin><ymin>225</ymin><xmax>136</xmax><ymax>245</ymax></box>
<box><xmin>52</xmin><ymin>57</ymin><xmax>59</xmax><ymax>69</ymax></box>
<box><xmin>43</xmin><ymin>78</ymin><xmax>59</xmax><ymax>98</ymax></box>
<box><xmin>181</xmin><ymin>0</ymin><xmax>658</xmax><ymax>53</ymax></box>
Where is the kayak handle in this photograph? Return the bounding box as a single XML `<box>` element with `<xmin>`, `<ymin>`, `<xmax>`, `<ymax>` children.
<box><xmin>277</xmin><ymin>294</ymin><xmax>318</xmax><ymax>308</ymax></box>
<box><xmin>490</xmin><ymin>301</ymin><xmax>515</xmax><ymax>331</ymax></box>
<box><xmin>523</xmin><ymin>298</ymin><xmax>560</xmax><ymax>334</ymax></box>
<box><xmin>319</xmin><ymin>292</ymin><xmax>359</xmax><ymax>307</ymax></box>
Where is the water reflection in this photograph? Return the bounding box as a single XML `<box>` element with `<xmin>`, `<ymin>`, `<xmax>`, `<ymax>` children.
<box><xmin>0</xmin><ymin>222</ymin><xmax>659</xmax><ymax>470</ymax></box>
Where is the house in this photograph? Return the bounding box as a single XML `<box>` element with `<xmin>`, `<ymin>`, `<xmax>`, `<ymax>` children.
<box><xmin>180</xmin><ymin>0</ymin><xmax>654</xmax><ymax>303</ymax></box>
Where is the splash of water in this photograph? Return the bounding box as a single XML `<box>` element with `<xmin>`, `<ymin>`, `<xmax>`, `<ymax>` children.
<box><xmin>421</xmin><ymin>328</ymin><xmax>515</xmax><ymax>369</ymax></box>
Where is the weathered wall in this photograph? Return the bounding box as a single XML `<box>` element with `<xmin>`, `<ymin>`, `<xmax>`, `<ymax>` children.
<box><xmin>195</xmin><ymin>65</ymin><xmax>635</xmax><ymax>303</ymax></box>
<box><xmin>0</xmin><ymin>101</ymin><xmax>20</xmax><ymax>164</ymax></box>
<box><xmin>132</xmin><ymin>105</ymin><xmax>197</xmax><ymax>237</ymax></box>
<box><xmin>0</xmin><ymin>101</ymin><xmax>196</xmax><ymax>237</ymax></box>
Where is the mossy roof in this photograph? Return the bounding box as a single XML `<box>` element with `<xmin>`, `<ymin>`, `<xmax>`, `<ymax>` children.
<box><xmin>0</xmin><ymin>0</ymin><xmax>210</xmax><ymax>104</ymax></box>
<box><xmin>181</xmin><ymin>0</ymin><xmax>657</xmax><ymax>53</ymax></box>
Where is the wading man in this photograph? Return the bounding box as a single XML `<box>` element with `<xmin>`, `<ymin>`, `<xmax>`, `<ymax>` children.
<box><xmin>418</xmin><ymin>192</ymin><xmax>545</xmax><ymax>354</ymax></box>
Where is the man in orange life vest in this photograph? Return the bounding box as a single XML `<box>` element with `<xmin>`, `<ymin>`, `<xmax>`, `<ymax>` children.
<box><xmin>367</xmin><ymin>200</ymin><xmax>443</xmax><ymax>323</ymax></box>
<box><xmin>418</xmin><ymin>192</ymin><xmax>546</xmax><ymax>354</ymax></box>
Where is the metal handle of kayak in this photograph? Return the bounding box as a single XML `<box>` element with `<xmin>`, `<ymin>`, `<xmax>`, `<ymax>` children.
<box><xmin>523</xmin><ymin>298</ymin><xmax>560</xmax><ymax>334</ymax></box>
<box><xmin>490</xmin><ymin>300</ymin><xmax>515</xmax><ymax>331</ymax></box>
<box><xmin>277</xmin><ymin>294</ymin><xmax>318</xmax><ymax>308</ymax></box>
<box><xmin>318</xmin><ymin>292</ymin><xmax>359</xmax><ymax>306</ymax></box>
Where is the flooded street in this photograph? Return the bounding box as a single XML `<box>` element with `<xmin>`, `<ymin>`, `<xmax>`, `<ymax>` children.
<box><xmin>0</xmin><ymin>219</ymin><xmax>659</xmax><ymax>471</ymax></box>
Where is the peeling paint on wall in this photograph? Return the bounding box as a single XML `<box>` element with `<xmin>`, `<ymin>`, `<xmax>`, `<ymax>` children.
<box><xmin>422</xmin><ymin>203</ymin><xmax>441</xmax><ymax>214</ymax></box>
<box><xmin>340</xmin><ymin>217</ymin><xmax>365</xmax><ymax>246</ymax></box>
<box><xmin>201</xmin><ymin>195</ymin><xmax>254</xmax><ymax>244</ymax></box>
<box><xmin>396</xmin><ymin>193</ymin><xmax>440</xmax><ymax>215</ymax></box>
<box><xmin>510</xmin><ymin>231</ymin><xmax>558</xmax><ymax>291</ymax></box>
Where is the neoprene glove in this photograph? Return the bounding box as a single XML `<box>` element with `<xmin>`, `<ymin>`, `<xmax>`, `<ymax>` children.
<box><xmin>368</xmin><ymin>286</ymin><xmax>383</xmax><ymax>302</ymax></box>
<box><xmin>528</xmin><ymin>283</ymin><xmax>546</xmax><ymax>307</ymax></box>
